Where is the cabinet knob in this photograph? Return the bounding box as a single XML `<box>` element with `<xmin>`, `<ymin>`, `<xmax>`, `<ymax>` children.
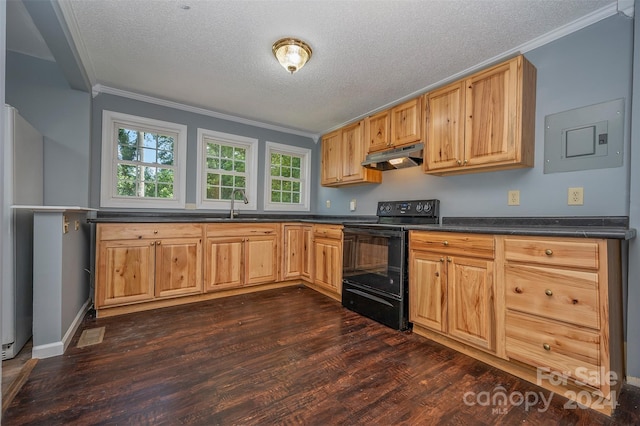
<box><xmin>456</xmin><ymin>160</ymin><xmax>462</xmax><ymax>165</ymax></box>
<box><xmin>150</xmin><ymin>241</ymin><xmax>155</xmax><ymax>246</ymax></box>
<box><xmin>443</xmin><ymin>241</ymin><xmax>449</xmax><ymax>246</ymax></box>
<box><xmin>439</xmin><ymin>257</ymin><xmax>444</xmax><ymax>262</ymax></box>
<box><xmin>435</xmin><ymin>272</ymin><xmax>440</xmax><ymax>277</ymax></box>
<box><xmin>515</xmin><ymin>287</ymin><xmax>523</xmax><ymax>294</ymax></box>
<box><xmin>545</xmin><ymin>249</ymin><xmax>553</xmax><ymax>256</ymax></box>
<box><xmin>545</xmin><ymin>289</ymin><xmax>553</xmax><ymax>297</ymax></box>
<box><xmin>447</xmin><ymin>257</ymin><xmax>452</xmax><ymax>263</ymax></box>
<box><xmin>463</xmin><ymin>159</ymin><xmax>468</xmax><ymax>165</ymax></box>
<box><xmin>543</xmin><ymin>343</ymin><xmax>551</xmax><ymax>351</ymax></box>
<box><xmin>154</xmin><ymin>230</ymin><xmax>158</xmax><ymax>234</ymax></box>
<box><xmin>156</xmin><ymin>241</ymin><xmax>161</xmax><ymax>245</ymax></box>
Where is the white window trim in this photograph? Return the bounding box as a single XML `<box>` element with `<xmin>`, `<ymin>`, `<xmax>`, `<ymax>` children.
<box><xmin>196</xmin><ymin>128</ymin><xmax>258</xmax><ymax>210</ymax></box>
<box><xmin>100</xmin><ymin>110</ymin><xmax>187</xmax><ymax>209</ymax></box>
<box><xmin>263</xmin><ymin>141</ymin><xmax>311</xmax><ymax>212</ymax></box>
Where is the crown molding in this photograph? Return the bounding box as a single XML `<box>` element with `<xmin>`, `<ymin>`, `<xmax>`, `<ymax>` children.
<box><xmin>92</xmin><ymin>84</ymin><xmax>320</xmax><ymax>143</ymax></box>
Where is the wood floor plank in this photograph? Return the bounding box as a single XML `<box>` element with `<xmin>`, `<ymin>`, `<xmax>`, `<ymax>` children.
<box><xmin>3</xmin><ymin>285</ymin><xmax>639</xmax><ymax>425</ymax></box>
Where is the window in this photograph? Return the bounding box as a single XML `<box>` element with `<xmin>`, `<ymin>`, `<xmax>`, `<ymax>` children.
<box><xmin>196</xmin><ymin>129</ymin><xmax>258</xmax><ymax>210</ymax></box>
<box><xmin>100</xmin><ymin>111</ymin><xmax>187</xmax><ymax>208</ymax></box>
<box><xmin>264</xmin><ymin>142</ymin><xmax>311</xmax><ymax>211</ymax></box>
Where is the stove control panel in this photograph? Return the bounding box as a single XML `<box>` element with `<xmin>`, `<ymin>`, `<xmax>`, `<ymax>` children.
<box><xmin>377</xmin><ymin>199</ymin><xmax>440</xmax><ymax>217</ymax></box>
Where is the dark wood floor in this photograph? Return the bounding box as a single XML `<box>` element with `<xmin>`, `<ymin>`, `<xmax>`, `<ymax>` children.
<box><xmin>4</xmin><ymin>286</ymin><xmax>640</xmax><ymax>425</ymax></box>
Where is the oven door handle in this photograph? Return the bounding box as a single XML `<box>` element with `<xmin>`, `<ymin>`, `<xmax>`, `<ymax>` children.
<box><xmin>343</xmin><ymin>227</ymin><xmax>403</xmax><ymax>239</ymax></box>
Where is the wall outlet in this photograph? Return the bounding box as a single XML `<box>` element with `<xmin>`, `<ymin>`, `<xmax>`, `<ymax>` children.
<box><xmin>350</xmin><ymin>199</ymin><xmax>357</xmax><ymax>211</ymax></box>
<box><xmin>568</xmin><ymin>187</ymin><xmax>584</xmax><ymax>205</ymax></box>
<box><xmin>326</xmin><ymin>199</ymin><xmax>331</xmax><ymax>208</ymax></box>
<box><xmin>508</xmin><ymin>190</ymin><xmax>520</xmax><ymax>206</ymax></box>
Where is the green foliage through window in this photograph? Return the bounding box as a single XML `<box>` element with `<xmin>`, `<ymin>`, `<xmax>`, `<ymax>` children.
<box><xmin>204</xmin><ymin>139</ymin><xmax>248</xmax><ymax>201</ymax></box>
<box><xmin>270</xmin><ymin>152</ymin><xmax>303</xmax><ymax>204</ymax></box>
<box><xmin>115</xmin><ymin>127</ymin><xmax>176</xmax><ymax>199</ymax></box>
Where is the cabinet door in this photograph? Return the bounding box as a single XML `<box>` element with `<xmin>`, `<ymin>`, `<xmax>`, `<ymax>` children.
<box><xmin>301</xmin><ymin>226</ymin><xmax>313</xmax><ymax>281</ymax></box>
<box><xmin>283</xmin><ymin>225</ymin><xmax>302</xmax><ymax>280</ymax></box>
<box><xmin>96</xmin><ymin>240</ymin><xmax>155</xmax><ymax>307</ymax></box>
<box><xmin>321</xmin><ymin>130</ymin><xmax>341</xmax><ymax>185</ymax></box>
<box><xmin>204</xmin><ymin>237</ymin><xmax>244</xmax><ymax>291</ymax></box>
<box><xmin>365</xmin><ymin>110</ymin><xmax>391</xmax><ymax>153</ymax></box>
<box><xmin>447</xmin><ymin>256</ymin><xmax>495</xmax><ymax>351</ymax></box>
<box><xmin>314</xmin><ymin>237</ymin><xmax>342</xmax><ymax>294</ymax></box>
<box><xmin>465</xmin><ymin>58</ymin><xmax>517</xmax><ymax>166</ymax></box>
<box><xmin>245</xmin><ymin>235</ymin><xmax>278</xmax><ymax>285</ymax></box>
<box><xmin>424</xmin><ymin>82</ymin><xmax>465</xmax><ymax>171</ymax></box>
<box><xmin>155</xmin><ymin>237</ymin><xmax>203</xmax><ymax>298</ymax></box>
<box><xmin>391</xmin><ymin>97</ymin><xmax>422</xmax><ymax>146</ymax></box>
<box><xmin>341</xmin><ymin>121</ymin><xmax>366</xmax><ymax>183</ymax></box>
<box><xmin>409</xmin><ymin>250</ymin><xmax>446</xmax><ymax>332</ymax></box>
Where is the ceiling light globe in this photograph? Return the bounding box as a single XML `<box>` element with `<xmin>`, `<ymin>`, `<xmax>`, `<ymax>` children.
<box><xmin>272</xmin><ymin>38</ymin><xmax>312</xmax><ymax>74</ymax></box>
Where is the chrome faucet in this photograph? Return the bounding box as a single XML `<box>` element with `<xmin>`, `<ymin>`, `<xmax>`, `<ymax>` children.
<box><xmin>230</xmin><ymin>188</ymin><xmax>249</xmax><ymax>218</ymax></box>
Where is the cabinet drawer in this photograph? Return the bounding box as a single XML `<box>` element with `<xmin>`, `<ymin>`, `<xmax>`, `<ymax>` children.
<box><xmin>313</xmin><ymin>224</ymin><xmax>343</xmax><ymax>240</ymax></box>
<box><xmin>504</xmin><ymin>238</ymin><xmax>599</xmax><ymax>270</ymax></box>
<box><xmin>98</xmin><ymin>223</ymin><xmax>203</xmax><ymax>241</ymax></box>
<box><xmin>206</xmin><ymin>223</ymin><xmax>278</xmax><ymax>237</ymax></box>
<box><xmin>506</xmin><ymin>311</ymin><xmax>602</xmax><ymax>389</ymax></box>
<box><xmin>505</xmin><ymin>264</ymin><xmax>599</xmax><ymax>329</ymax></box>
<box><xmin>410</xmin><ymin>231</ymin><xmax>494</xmax><ymax>259</ymax></box>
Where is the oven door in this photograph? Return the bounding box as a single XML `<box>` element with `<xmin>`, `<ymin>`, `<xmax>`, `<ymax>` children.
<box><xmin>342</xmin><ymin>226</ymin><xmax>406</xmax><ymax>299</ymax></box>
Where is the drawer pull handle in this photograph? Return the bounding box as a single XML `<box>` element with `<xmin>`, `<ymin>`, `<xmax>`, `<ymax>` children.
<box><xmin>443</xmin><ymin>241</ymin><xmax>449</xmax><ymax>246</ymax></box>
<box><xmin>545</xmin><ymin>249</ymin><xmax>553</xmax><ymax>256</ymax></box>
<box><xmin>515</xmin><ymin>287</ymin><xmax>523</xmax><ymax>294</ymax></box>
<box><xmin>543</xmin><ymin>343</ymin><xmax>551</xmax><ymax>351</ymax></box>
<box><xmin>545</xmin><ymin>289</ymin><xmax>553</xmax><ymax>297</ymax></box>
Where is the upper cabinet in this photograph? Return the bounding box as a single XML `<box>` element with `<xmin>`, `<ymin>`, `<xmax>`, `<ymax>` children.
<box><xmin>364</xmin><ymin>110</ymin><xmax>391</xmax><ymax>153</ymax></box>
<box><xmin>321</xmin><ymin>120</ymin><xmax>382</xmax><ymax>187</ymax></box>
<box><xmin>390</xmin><ymin>97</ymin><xmax>422</xmax><ymax>147</ymax></box>
<box><xmin>424</xmin><ymin>55</ymin><xmax>536</xmax><ymax>175</ymax></box>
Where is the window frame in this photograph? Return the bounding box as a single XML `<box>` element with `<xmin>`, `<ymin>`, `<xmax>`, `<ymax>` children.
<box><xmin>100</xmin><ymin>110</ymin><xmax>187</xmax><ymax>209</ymax></box>
<box><xmin>196</xmin><ymin>128</ymin><xmax>258</xmax><ymax>211</ymax></box>
<box><xmin>263</xmin><ymin>141</ymin><xmax>311</xmax><ymax>212</ymax></box>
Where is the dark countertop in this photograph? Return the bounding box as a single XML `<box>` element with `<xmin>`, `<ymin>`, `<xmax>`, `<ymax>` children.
<box><xmin>89</xmin><ymin>213</ymin><xmax>635</xmax><ymax>240</ymax></box>
<box><xmin>408</xmin><ymin>216</ymin><xmax>635</xmax><ymax>240</ymax></box>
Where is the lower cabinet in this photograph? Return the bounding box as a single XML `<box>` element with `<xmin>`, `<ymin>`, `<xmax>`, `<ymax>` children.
<box><xmin>96</xmin><ymin>223</ymin><xmax>203</xmax><ymax>308</ymax></box>
<box><xmin>409</xmin><ymin>231</ymin><xmax>496</xmax><ymax>353</ymax></box>
<box><xmin>312</xmin><ymin>224</ymin><xmax>343</xmax><ymax>296</ymax></box>
<box><xmin>282</xmin><ymin>223</ymin><xmax>313</xmax><ymax>282</ymax></box>
<box><xmin>408</xmin><ymin>230</ymin><xmax>624</xmax><ymax>415</ymax></box>
<box><xmin>502</xmin><ymin>236</ymin><xmax>623</xmax><ymax>411</ymax></box>
<box><xmin>204</xmin><ymin>224</ymin><xmax>279</xmax><ymax>291</ymax></box>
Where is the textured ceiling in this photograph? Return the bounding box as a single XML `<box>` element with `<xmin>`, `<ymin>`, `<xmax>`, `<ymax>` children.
<box><xmin>29</xmin><ymin>1</ymin><xmax>623</xmax><ymax>136</ymax></box>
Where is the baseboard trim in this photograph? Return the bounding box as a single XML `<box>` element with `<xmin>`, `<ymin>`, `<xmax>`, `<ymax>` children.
<box><xmin>627</xmin><ymin>376</ymin><xmax>640</xmax><ymax>388</ymax></box>
<box><xmin>32</xmin><ymin>299</ymin><xmax>91</xmax><ymax>359</ymax></box>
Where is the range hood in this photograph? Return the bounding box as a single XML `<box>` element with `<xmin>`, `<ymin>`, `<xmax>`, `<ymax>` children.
<box><xmin>362</xmin><ymin>143</ymin><xmax>424</xmax><ymax>171</ymax></box>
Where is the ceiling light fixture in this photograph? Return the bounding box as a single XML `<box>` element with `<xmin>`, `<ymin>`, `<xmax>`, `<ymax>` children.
<box><xmin>272</xmin><ymin>38</ymin><xmax>312</xmax><ymax>74</ymax></box>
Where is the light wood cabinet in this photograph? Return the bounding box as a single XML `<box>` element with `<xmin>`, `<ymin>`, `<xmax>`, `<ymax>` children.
<box><xmin>204</xmin><ymin>223</ymin><xmax>278</xmax><ymax>292</ymax></box>
<box><xmin>424</xmin><ymin>55</ymin><xmax>536</xmax><ymax>175</ymax></box>
<box><xmin>313</xmin><ymin>224</ymin><xmax>343</xmax><ymax>295</ymax></box>
<box><xmin>365</xmin><ymin>110</ymin><xmax>391</xmax><ymax>153</ymax></box>
<box><xmin>503</xmin><ymin>236</ymin><xmax>623</xmax><ymax>407</ymax></box>
<box><xmin>391</xmin><ymin>97</ymin><xmax>422</xmax><ymax>147</ymax></box>
<box><xmin>409</xmin><ymin>231</ymin><xmax>496</xmax><ymax>353</ymax></box>
<box><xmin>282</xmin><ymin>223</ymin><xmax>313</xmax><ymax>282</ymax></box>
<box><xmin>321</xmin><ymin>121</ymin><xmax>382</xmax><ymax>187</ymax></box>
<box><xmin>96</xmin><ymin>223</ymin><xmax>203</xmax><ymax>308</ymax></box>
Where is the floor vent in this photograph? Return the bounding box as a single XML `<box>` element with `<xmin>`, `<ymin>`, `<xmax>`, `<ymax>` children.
<box><xmin>76</xmin><ymin>327</ymin><xmax>105</xmax><ymax>348</ymax></box>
